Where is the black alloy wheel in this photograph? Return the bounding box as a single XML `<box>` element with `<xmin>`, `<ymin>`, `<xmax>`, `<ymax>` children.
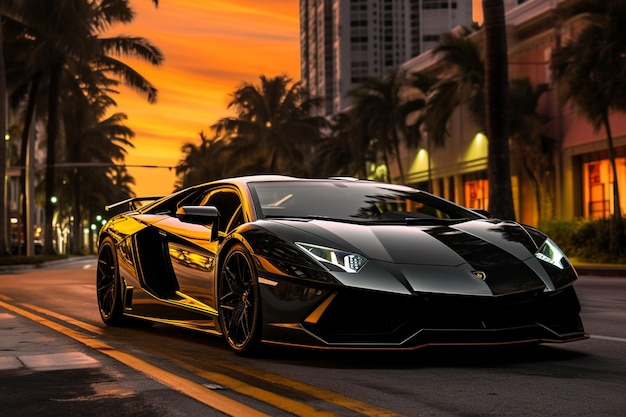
<box><xmin>96</xmin><ymin>237</ymin><xmax>125</xmax><ymax>325</ymax></box>
<box><xmin>218</xmin><ymin>243</ymin><xmax>261</xmax><ymax>354</ymax></box>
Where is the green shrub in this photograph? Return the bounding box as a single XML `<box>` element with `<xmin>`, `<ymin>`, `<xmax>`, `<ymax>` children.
<box><xmin>539</xmin><ymin>218</ymin><xmax>626</xmax><ymax>264</ymax></box>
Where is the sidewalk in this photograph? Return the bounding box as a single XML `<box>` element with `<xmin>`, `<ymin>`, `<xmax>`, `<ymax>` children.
<box><xmin>0</xmin><ymin>303</ymin><xmax>224</xmax><ymax>417</ymax></box>
<box><xmin>0</xmin><ymin>255</ymin><xmax>96</xmax><ymax>273</ymax></box>
<box><xmin>572</xmin><ymin>262</ymin><xmax>626</xmax><ymax>277</ymax></box>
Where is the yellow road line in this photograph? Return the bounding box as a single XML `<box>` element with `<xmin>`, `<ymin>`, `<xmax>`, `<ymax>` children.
<box><xmin>0</xmin><ymin>299</ymin><xmax>270</xmax><ymax>417</ymax></box>
<box><xmin>12</xmin><ymin>303</ymin><xmax>346</xmax><ymax>416</ymax></box>
<box><xmin>206</xmin><ymin>358</ymin><xmax>408</xmax><ymax>417</ymax></box>
<box><xmin>5</xmin><ymin>300</ymin><xmax>407</xmax><ymax>417</ymax></box>
<box><xmin>176</xmin><ymin>360</ymin><xmax>341</xmax><ymax>417</ymax></box>
<box><xmin>20</xmin><ymin>303</ymin><xmax>105</xmax><ymax>335</ymax></box>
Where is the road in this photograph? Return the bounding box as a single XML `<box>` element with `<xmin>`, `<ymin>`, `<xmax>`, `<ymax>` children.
<box><xmin>0</xmin><ymin>258</ymin><xmax>625</xmax><ymax>416</ymax></box>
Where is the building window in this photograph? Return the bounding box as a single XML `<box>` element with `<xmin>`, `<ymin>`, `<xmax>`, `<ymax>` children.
<box><xmin>422</xmin><ymin>1</ymin><xmax>457</xmax><ymax>9</ymax></box>
<box><xmin>583</xmin><ymin>158</ymin><xmax>626</xmax><ymax>218</ymax></box>
<box><xmin>464</xmin><ymin>179</ymin><xmax>489</xmax><ymax>210</ymax></box>
<box><xmin>350</xmin><ymin>36</ymin><xmax>368</xmax><ymax>43</ymax></box>
<box><xmin>423</xmin><ymin>34</ymin><xmax>440</xmax><ymax>42</ymax></box>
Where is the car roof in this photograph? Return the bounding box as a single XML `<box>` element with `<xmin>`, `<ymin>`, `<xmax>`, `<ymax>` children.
<box><xmin>206</xmin><ymin>175</ymin><xmax>417</xmax><ymax>193</ymax></box>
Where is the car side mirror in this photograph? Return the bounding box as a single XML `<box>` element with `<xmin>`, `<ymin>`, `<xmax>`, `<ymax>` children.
<box><xmin>176</xmin><ymin>206</ymin><xmax>221</xmax><ymax>241</ymax></box>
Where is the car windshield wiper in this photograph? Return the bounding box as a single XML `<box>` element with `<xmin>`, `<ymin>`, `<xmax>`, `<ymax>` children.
<box><xmin>263</xmin><ymin>214</ymin><xmax>360</xmax><ymax>224</ymax></box>
<box><xmin>263</xmin><ymin>213</ymin><xmax>470</xmax><ymax>226</ymax></box>
<box><xmin>403</xmin><ymin>216</ymin><xmax>468</xmax><ymax>225</ymax></box>
<box><xmin>263</xmin><ymin>214</ymin><xmax>308</xmax><ymax>219</ymax></box>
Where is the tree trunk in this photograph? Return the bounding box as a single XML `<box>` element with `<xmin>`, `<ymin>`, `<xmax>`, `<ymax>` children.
<box><xmin>482</xmin><ymin>0</ymin><xmax>516</xmax><ymax>220</ymax></box>
<box><xmin>43</xmin><ymin>63</ymin><xmax>62</xmax><ymax>255</ymax></box>
<box><xmin>522</xmin><ymin>159</ymin><xmax>542</xmax><ymax>223</ymax></box>
<box><xmin>71</xmin><ymin>168</ymin><xmax>81</xmax><ymax>253</ymax></box>
<box><xmin>0</xmin><ymin>22</ymin><xmax>9</xmax><ymax>255</ymax></box>
<box><xmin>393</xmin><ymin>131</ymin><xmax>405</xmax><ymax>183</ymax></box>
<box><xmin>602</xmin><ymin>111</ymin><xmax>623</xmax><ymax>257</ymax></box>
<box><xmin>19</xmin><ymin>74</ymin><xmax>41</xmax><ymax>255</ymax></box>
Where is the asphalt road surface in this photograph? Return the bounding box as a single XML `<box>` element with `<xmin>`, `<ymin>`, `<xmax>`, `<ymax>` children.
<box><xmin>0</xmin><ymin>257</ymin><xmax>624</xmax><ymax>416</ymax></box>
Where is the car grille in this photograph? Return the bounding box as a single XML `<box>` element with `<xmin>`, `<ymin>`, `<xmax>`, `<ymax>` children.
<box><xmin>307</xmin><ymin>286</ymin><xmax>582</xmax><ymax>345</ymax></box>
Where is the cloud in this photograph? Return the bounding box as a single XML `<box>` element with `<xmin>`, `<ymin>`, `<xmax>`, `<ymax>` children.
<box><xmin>105</xmin><ymin>0</ymin><xmax>300</xmax><ymax>195</ymax></box>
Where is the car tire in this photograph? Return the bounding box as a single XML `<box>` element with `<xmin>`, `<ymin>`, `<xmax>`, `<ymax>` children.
<box><xmin>96</xmin><ymin>236</ymin><xmax>126</xmax><ymax>326</ymax></box>
<box><xmin>218</xmin><ymin>243</ymin><xmax>262</xmax><ymax>354</ymax></box>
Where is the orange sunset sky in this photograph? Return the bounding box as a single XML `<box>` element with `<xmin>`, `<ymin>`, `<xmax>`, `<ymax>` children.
<box><xmin>110</xmin><ymin>1</ymin><xmax>483</xmax><ymax>197</ymax></box>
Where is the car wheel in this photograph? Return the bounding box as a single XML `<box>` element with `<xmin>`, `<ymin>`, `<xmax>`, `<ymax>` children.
<box><xmin>96</xmin><ymin>236</ymin><xmax>125</xmax><ymax>326</ymax></box>
<box><xmin>218</xmin><ymin>243</ymin><xmax>262</xmax><ymax>354</ymax></box>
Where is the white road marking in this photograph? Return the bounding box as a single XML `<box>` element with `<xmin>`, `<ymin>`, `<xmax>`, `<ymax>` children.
<box><xmin>1</xmin><ymin>311</ymin><xmax>100</xmax><ymax>371</ymax></box>
<box><xmin>590</xmin><ymin>334</ymin><xmax>626</xmax><ymax>343</ymax></box>
<box><xmin>0</xmin><ymin>356</ymin><xmax>23</xmax><ymax>371</ymax></box>
<box><xmin>16</xmin><ymin>352</ymin><xmax>100</xmax><ymax>371</ymax></box>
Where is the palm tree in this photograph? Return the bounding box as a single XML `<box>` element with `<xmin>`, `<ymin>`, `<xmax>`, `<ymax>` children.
<box><xmin>3</xmin><ymin>0</ymin><xmax>163</xmax><ymax>254</ymax></box>
<box><xmin>508</xmin><ymin>78</ymin><xmax>556</xmax><ymax>222</ymax></box>
<box><xmin>0</xmin><ymin>19</ymin><xmax>8</xmax><ymax>254</ymax></box>
<box><xmin>63</xmin><ymin>88</ymin><xmax>135</xmax><ymax>253</ymax></box>
<box><xmin>211</xmin><ymin>75</ymin><xmax>328</xmax><ymax>176</ymax></box>
<box><xmin>176</xmin><ymin>134</ymin><xmax>211</xmax><ymax>188</ymax></box>
<box><xmin>311</xmin><ymin>112</ymin><xmax>358</xmax><ymax>178</ymax></box>
<box><xmin>421</xmin><ymin>20</ymin><xmax>556</xmax><ymax>220</ymax></box>
<box><xmin>423</xmin><ymin>20</ymin><xmax>515</xmax><ymax>219</ymax></box>
<box><xmin>347</xmin><ymin>67</ymin><xmax>417</xmax><ymax>182</ymax></box>
<box><xmin>423</xmin><ymin>28</ymin><xmax>485</xmax><ymax>148</ymax></box>
<box><xmin>2</xmin><ymin>10</ymin><xmax>42</xmax><ymax>253</ymax></box>
<box><xmin>402</xmin><ymin>70</ymin><xmax>438</xmax><ymax>190</ymax></box>
<box><xmin>551</xmin><ymin>0</ymin><xmax>626</xmax><ymax>255</ymax></box>
<box><xmin>176</xmin><ymin>132</ymin><xmax>233</xmax><ymax>187</ymax></box>
<box><xmin>481</xmin><ymin>0</ymin><xmax>515</xmax><ymax>220</ymax></box>
<box><xmin>0</xmin><ymin>6</ymin><xmax>33</xmax><ymax>255</ymax></box>
<box><xmin>404</xmin><ymin>70</ymin><xmax>437</xmax><ymax>146</ymax></box>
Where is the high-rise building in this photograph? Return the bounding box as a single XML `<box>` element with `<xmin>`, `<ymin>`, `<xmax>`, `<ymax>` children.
<box><xmin>300</xmin><ymin>0</ymin><xmax>474</xmax><ymax>115</ymax></box>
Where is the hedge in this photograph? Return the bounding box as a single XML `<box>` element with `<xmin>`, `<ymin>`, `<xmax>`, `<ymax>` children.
<box><xmin>539</xmin><ymin>218</ymin><xmax>626</xmax><ymax>264</ymax></box>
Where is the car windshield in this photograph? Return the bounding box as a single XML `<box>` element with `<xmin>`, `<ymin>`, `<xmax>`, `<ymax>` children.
<box><xmin>248</xmin><ymin>180</ymin><xmax>482</xmax><ymax>223</ymax></box>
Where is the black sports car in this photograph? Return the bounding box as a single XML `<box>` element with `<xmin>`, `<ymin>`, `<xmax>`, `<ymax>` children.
<box><xmin>96</xmin><ymin>175</ymin><xmax>588</xmax><ymax>354</ymax></box>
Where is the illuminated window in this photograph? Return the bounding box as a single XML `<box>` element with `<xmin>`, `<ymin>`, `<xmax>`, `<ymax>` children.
<box><xmin>464</xmin><ymin>179</ymin><xmax>489</xmax><ymax>210</ymax></box>
<box><xmin>583</xmin><ymin>158</ymin><xmax>626</xmax><ymax>219</ymax></box>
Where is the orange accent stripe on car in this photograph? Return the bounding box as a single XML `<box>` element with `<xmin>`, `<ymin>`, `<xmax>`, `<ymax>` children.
<box><xmin>304</xmin><ymin>292</ymin><xmax>337</xmax><ymax>325</ymax></box>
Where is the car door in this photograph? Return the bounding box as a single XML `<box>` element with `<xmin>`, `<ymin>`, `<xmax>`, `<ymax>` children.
<box><xmin>128</xmin><ymin>186</ymin><xmax>246</xmax><ymax>325</ymax></box>
<box><xmin>125</xmin><ymin>189</ymin><xmax>217</xmax><ymax>323</ymax></box>
<box><xmin>162</xmin><ymin>188</ymin><xmax>244</xmax><ymax>313</ymax></box>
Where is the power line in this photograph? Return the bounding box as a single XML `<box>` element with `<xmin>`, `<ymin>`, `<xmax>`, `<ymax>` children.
<box><xmin>10</xmin><ymin>163</ymin><xmax>175</xmax><ymax>170</ymax></box>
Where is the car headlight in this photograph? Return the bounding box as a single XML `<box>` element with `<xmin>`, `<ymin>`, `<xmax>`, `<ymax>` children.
<box><xmin>535</xmin><ymin>238</ymin><xmax>571</xmax><ymax>270</ymax></box>
<box><xmin>296</xmin><ymin>242</ymin><xmax>367</xmax><ymax>273</ymax></box>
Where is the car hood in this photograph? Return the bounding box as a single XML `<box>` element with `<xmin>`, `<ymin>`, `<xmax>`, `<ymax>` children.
<box><xmin>257</xmin><ymin>218</ymin><xmax>570</xmax><ymax>296</ymax></box>
<box><xmin>271</xmin><ymin>218</ymin><xmax>536</xmax><ymax>265</ymax></box>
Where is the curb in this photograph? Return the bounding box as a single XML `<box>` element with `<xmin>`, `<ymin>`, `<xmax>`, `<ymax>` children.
<box><xmin>0</xmin><ymin>256</ymin><xmax>96</xmax><ymax>274</ymax></box>
<box><xmin>574</xmin><ymin>265</ymin><xmax>626</xmax><ymax>277</ymax></box>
